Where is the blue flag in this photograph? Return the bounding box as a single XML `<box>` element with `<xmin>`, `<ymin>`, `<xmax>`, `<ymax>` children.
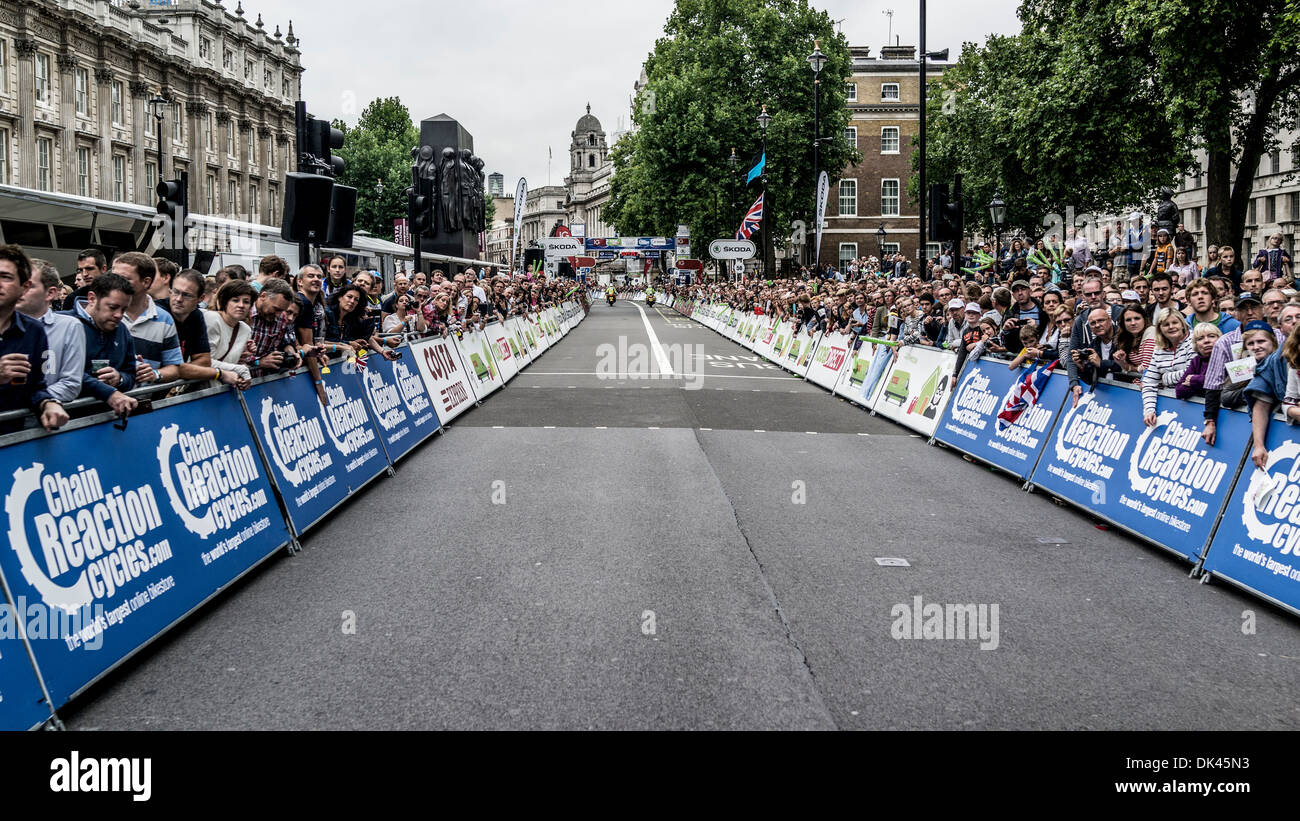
<box><xmin>746</xmin><ymin>153</ymin><xmax>765</xmax><ymax>185</ymax></box>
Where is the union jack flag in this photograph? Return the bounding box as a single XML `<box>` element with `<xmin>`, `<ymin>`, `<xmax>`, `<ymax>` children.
<box><xmin>735</xmin><ymin>193</ymin><xmax>764</xmax><ymax>240</ymax></box>
<box><xmin>996</xmin><ymin>359</ymin><xmax>1058</xmax><ymax>432</ymax></box>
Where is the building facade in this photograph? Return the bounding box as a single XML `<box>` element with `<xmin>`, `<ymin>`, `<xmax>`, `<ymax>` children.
<box><xmin>563</xmin><ymin>103</ymin><xmax>614</xmax><ymax>239</ymax></box>
<box><xmin>823</xmin><ymin>44</ymin><xmax>948</xmax><ymax>267</ymax></box>
<box><xmin>485</xmin><ymin>192</ymin><xmax>512</xmax><ymax>264</ymax></box>
<box><xmin>0</xmin><ymin>0</ymin><xmax>299</xmax><ymax>224</ymax></box>
<box><xmin>518</xmin><ymin>184</ymin><xmax>566</xmax><ymax>248</ymax></box>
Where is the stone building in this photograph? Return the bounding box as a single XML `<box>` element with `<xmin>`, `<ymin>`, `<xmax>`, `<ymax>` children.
<box><xmin>518</xmin><ymin>184</ymin><xmax>566</xmax><ymax>248</ymax></box>
<box><xmin>823</xmin><ymin>43</ymin><xmax>949</xmax><ymax>266</ymax></box>
<box><xmin>0</xmin><ymin>0</ymin><xmax>300</xmax><ymax>223</ymax></box>
<box><xmin>563</xmin><ymin>103</ymin><xmax>613</xmax><ymax>239</ymax></box>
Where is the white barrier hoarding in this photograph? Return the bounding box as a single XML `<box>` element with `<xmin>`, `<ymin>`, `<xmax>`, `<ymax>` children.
<box><xmin>835</xmin><ymin>341</ymin><xmax>889</xmax><ymax>407</ymax></box>
<box><xmin>455</xmin><ymin>327</ymin><xmax>506</xmax><ymax>400</ymax></box>
<box><xmin>484</xmin><ymin>321</ymin><xmax>520</xmax><ymax>383</ymax></box>
<box><xmin>805</xmin><ymin>331</ymin><xmax>853</xmax><ymax>391</ymax></box>
<box><xmin>869</xmin><ymin>345</ymin><xmax>959</xmax><ymax>437</ymax></box>
<box><xmin>506</xmin><ymin>317</ymin><xmax>534</xmax><ymax>368</ymax></box>
<box><xmin>410</xmin><ymin>333</ymin><xmax>479</xmax><ymax>423</ymax></box>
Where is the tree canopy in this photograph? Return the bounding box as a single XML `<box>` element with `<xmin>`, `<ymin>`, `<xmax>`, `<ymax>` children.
<box><xmin>333</xmin><ymin>97</ymin><xmax>420</xmax><ymax>241</ymax></box>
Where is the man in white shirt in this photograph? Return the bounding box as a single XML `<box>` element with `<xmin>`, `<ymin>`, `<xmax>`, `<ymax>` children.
<box><xmin>16</xmin><ymin>258</ymin><xmax>85</xmax><ymax>403</ymax></box>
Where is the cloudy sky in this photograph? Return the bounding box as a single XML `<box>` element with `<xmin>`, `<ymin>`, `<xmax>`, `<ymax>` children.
<box><xmin>251</xmin><ymin>0</ymin><xmax>1022</xmax><ymax>194</ymax></box>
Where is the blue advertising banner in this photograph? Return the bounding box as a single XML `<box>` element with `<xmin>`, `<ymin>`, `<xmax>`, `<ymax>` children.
<box><xmin>934</xmin><ymin>358</ymin><xmax>1070</xmax><ymax>480</ymax></box>
<box><xmin>0</xmin><ymin>634</ymin><xmax>52</xmax><ymax>729</ymax></box>
<box><xmin>1201</xmin><ymin>416</ymin><xmax>1300</xmax><ymax>614</ymax></box>
<box><xmin>352</xmin><ymin>345</ymin><xmax>441</xmax><ymax>464</ymax></box>
<box><xmin>0</xmin><ymin>389</ymin><xmax>291</xmax><ymax>707</ymax></box>
<box><xmin>243</xmin><ymin>368</ymin><xmax>387</xmax><ymax>536</ymax></box>
<box><xmin>1028</xmin><ymin>381</ymin><xmax>1250</xmax><ymax>562</ymax></box>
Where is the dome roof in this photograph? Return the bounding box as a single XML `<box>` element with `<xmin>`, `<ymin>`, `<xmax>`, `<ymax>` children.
<box><xmin>576</xmin><ymin>103</ymin><xmax>602</xmax><ymax>134</ymax></box>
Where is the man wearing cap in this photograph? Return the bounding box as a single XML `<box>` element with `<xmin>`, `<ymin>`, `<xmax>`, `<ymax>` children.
<box><xmin>940</xmin><ymin>297</ymin><xmax>968</xmax><ymax>350</ymax></box>
<box><xmin>1000</xmin><ymin>279</ymin><xmax>1047</xmax><ymax>352</ymax></box>
<box><xmin>953</xmin><ymin>302</ymin><xmax>984</xmax><ymax>374</ymax></box>
<box><xmin>1200</xmin><ymin>291</ymin><xmax>1285</xmax><ymax>445</ymax></box>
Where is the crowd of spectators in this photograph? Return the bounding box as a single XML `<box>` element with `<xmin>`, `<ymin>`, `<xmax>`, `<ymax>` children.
<box><xmin>0</xmin><ymin>244</ymin><xmax>585</xmax><ymax>432</ymax></box>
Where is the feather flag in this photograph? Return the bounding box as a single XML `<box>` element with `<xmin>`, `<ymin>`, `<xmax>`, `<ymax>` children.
<box><xmin>746</xmin><ymin>151</ymin><xmax>765</xmax><ymax>185</ymax></box>
<box><xmin>997</xmin><ymin>359</ymin><xmax>1058</xmax><ymax>432</ymax></box>
<box><xmin>735</xmin><ymin>192</ymin><xmax>764</xmax><ymax>240</ymax></box>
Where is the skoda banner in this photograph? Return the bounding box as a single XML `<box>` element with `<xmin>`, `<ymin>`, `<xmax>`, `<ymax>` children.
<box><xmin>934</xmin><ymin>357</ymin><xmax>1071</xmax><ymax>480</ymax></box>
<box><xmin>0</xmin><ymin>390</ymin><xmax>291</xmax><ymax>707</ymax></box>
<box><xmin>870</xmin><ymin>346</ymin><xmax>959</xmax><ymax>437</ymax></box>
<box><xmin>1028</xmin><ymin>381</ymin><xmax>1249</xmax><ymax>562</ymax></box>
<box><xmin>243</xmin><ymin>369</ymin><xmax>387</xmax><ymax>536</ymax></box>
<box><xmin>354</xmin><ymin>344</ymin><xmax>441</xmax><ymax>464</ymax></box>
<box><xmin>1200</xmin><ymin>415</ymin><xmax>1300</xmax><ymax>614</ymax></box>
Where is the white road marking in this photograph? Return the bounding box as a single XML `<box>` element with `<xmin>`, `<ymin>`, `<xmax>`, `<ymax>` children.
<box><xmin>544</xmin><ymin>425</ymin><xmax>556</xmax><ymax>429</ymax></box>
<box><xmin>631</xmin><ymin>300</ymin><xmax>675</xmax><ymax>376</ymax></box>
<box><xmin>492</xmin><ymin>425</ymin><xmax>504</xmax><ymax>429</ymax></box>
<box><xmin>648</xmin><ymin>426</ymin><xmax>660</xmax><ymax>430</ymax></box>
<box><xmin>595</xmin><ymin>426</ymin><xmax>607</xmax><ymax>429</ymax></box>
<box><xmin>754</xmin><ymin>429</ymin><xmax>766</xmax><ymax>433</ymax></box>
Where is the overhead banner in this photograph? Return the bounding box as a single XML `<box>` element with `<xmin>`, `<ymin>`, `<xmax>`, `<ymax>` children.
<box><xmin>1028</xmin><ymin>382</ymin><xmax>1250</xmax><ymax>562</ymax></box>
<box><xmin>483</xmin><ymin>322</ymin><xmax>520</xmax><ymax>383</ymax></box>
<box><xmin>0</xmin><ymin>389</ymin><xmax>292</xmax><ymax>707</ymax></box>
<box><xmin>409</xmin><ymin>334</ymin><xmax>479</xmax><ymax>423</ymax></box>
<box><xmin>814</xmin><ymin>170</ymin><xmax>829</xmax><ymax>264</ymax></box>
<box><xmin>456</xmin><ymin>327</ymin><xmax>505</xmax><ymax>400</ymax></box>
<box><xmin>806</xmin><ymin>330</ymin><xmax>853</xmax><ymax>392</ymax></box>
<box><xmin>511</xmin><ymin>178</ymin><xmax>527</xmax><ymax>270</ymax></box>
<box><xmin>244</xmin><ymin>369</ymin><xmax>387</xmax><ymax>536</ymax></box>
<box><xmin>354</xmin><ymin>344</ymin><xmax>441</xmax><ymax>464</ymax></box>
<box><xmin>934</xmin><ymin>357</ymin><xmax>1070</xmax><ymax>480</ymax></box>
<box><xmin>1200</xmin><ymin>415</ymin><xmax>1300</xmax><ymax>614</ymax></box>
<box><xmin>870</xmin><ymin>345</ymin><xmax>959</xmax><ymax>437</ymax></box>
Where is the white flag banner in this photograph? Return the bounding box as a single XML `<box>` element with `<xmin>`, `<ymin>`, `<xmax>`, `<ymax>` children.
<box><xmin>814</xmin><ymin>170</ymin><xmax>829</xmax><ymax>265</ymax></box>
<box><xmin>511</xmin><ymin>178</ymin><xmax>527</xmax><ymax>272</ymax></box>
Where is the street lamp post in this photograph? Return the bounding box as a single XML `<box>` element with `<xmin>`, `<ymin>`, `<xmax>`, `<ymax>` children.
<box><xmin>148</xmin><ymin>94</ymin><xmax>168</xmax><ymax>186</ymax></box>
<box><xmin>988</xmin><ymin>190</ymin><xmax>1006</xmax><ymax>283</ymax></box>
<box><xmin>727</xmin><ymin>146</ymin><xmax>740</xmax><ymax>235</ymax></box>
<box><xmin>808</xmin><ymin>40</ymin><xmax>826</xmax><ymax>272</ymax></box>
<box><xmin>877</xmin><ymin>224</ymin><xmax>887</xmax><ymax>263</ymax></box>
<box><xmin>757</xmin><ymin>104</ymin><xmax>772</xmax><ymax>277</ymax></box>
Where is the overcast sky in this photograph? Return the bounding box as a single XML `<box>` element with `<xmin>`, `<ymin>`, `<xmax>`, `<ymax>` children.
<box><xmin>251</xmin><ymin>0</ymin><xmax>1022</xmax><ymax>195</ymax></box>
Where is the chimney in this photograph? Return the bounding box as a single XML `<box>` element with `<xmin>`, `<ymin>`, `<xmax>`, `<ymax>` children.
<box><xmin>880</xmin><ymin>44</ymin><xmax>917</xmax><ymax>60</ymax></box>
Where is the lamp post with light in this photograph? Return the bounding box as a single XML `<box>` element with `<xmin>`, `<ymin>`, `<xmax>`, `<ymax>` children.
<box><xmin>988</xmin><ymin>190</ymin><xmax>1006</xmax><ymax>283</ymax></box>
<box><xmin>757</xmin><ymin>104</ymin><xmax>772</xmax><ymax>276</ymax></box>
<box><xmin>808</xmin><ymin>40</ymin><xmax>826</xmax><ymax>269</ymax></box>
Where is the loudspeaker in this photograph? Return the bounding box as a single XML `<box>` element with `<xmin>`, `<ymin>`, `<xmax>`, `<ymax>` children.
<box><xmin>280</xmin><ymin>172</ymin><xmax>335</xmax><ymax>243</ymax></box>
<box><xmin>191</xmin><ymin>250</ymin><xmax>216</xmax><ymax>276</ymax></box>
<box><xmin>326</xmin><ymin>184</ymin><xmax>357</xmax><ymax>248</ymax></box>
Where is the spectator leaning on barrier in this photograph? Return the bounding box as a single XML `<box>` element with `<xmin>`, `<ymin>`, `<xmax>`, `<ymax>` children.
<box><xmin>0</xmin><ymin>245</ymin><xmax>70</xmax><ymax>432</ymax></box>
<box><xmin>294</xmin><ymin>264</ymin><xmax>331</xmax><ymax>405</ymax></box>
<box><xmin>1066</xmin><ymin>272</ymin><xmax>1124</xmax><ymax>404</ymax></box>
<box><xmin>1201</xmin><ymin>292</ymin><xmax>1284</xmax><ymax>445</ymax></box>
<box><xmin>240</xmin><ymin>277</ymin><xmax>299</xmax><ymax>378</ymax></box>
<box><xmin>111</xmin><ymin>252</ymin><xmax>180</xmax><ymax>385</ymax></box>
<box><xmin>1140</xmin><ymin>307</ymin><xmax>1195</xmax><ymax>425</ymax></box>
<box><xmin>65</xmin><ymin>272</ymin><xmax>138</xmax><ymax>417</ymax></box>
<box><xmin>1176</xmin><ymin>322</ymin><xmax>1223</xmax><ymax>401</ymax></box>
<box><xmin>157</xmin><ymin>268</ymin><xmax>216</xmax><ymax>380</ymax></box>
<box><xmin>325</xmin><ymin>284</ymin><xmax>398</xmax><ymax>361</ymax></box>
<box><xmin>204</xmin><ymin>280</ymin><xmax>255</xmax><ymax>390</ymax></box>
<box><xmin>1221</xmin><ymin>321</ymin><xmax>1280</xmax><ymax>411</ymax></box>
<box><xmin>18</xmin><ymin>258</ymin><xmax>85</xmax><ymax>406</ymax></box>
<box><xmin>1112</xmin><ymin>305</ymin><xmax>1154</xmax><ymax>379</ymax></box>
<box><xmin>1000</xmin><ymin>279</ymin><xmax>1046</xmax><ymax>352</ymax></box>
<box><xmin>1072</xmin><ymin>307</ymin><xmax>1122</xmax><ymax>392</ymax></box>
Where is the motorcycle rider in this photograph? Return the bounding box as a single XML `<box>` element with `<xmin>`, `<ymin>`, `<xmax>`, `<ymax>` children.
<box><xmin>606</xmin><ymin>283</ymin><xmax>617</xmax><ymax>305</ymax></box>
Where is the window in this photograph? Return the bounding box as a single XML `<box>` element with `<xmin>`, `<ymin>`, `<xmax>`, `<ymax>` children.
<box><xmin>35</xmin><ymin>53</ymin><xmax>50</xmax><ymax>104</ymax></box>
<box><xmin>268</xmin><ymin>183</ymin><xmax>278</xmax><ymax>225</ymax></box>
<box><xmin>199</xmin><ymin>37</ymin><xmax>211</xmax><ymax>61</ymax></box>
<box><xmin>146</xmin><ymin>162</ymin><xmax>157</xmax><ymax>198</ymax></box>
<box><xmin>248</xmin><ymin>129</ymin><xmax>255</xmax><ymax>162</ymax></box>
<box><xmin>838</xmin><ymin>179</ymin><xmax>857</xmax><ymax>216</ymax></box>
<box><xmin>282</xmin><ymin>77</ymin><xmax>290</xmax><ymax>97</ymax></box>
<box><xmin>111</xmin><ymin>81</ymin><xmax>124</xmax><ymax>126</ymax></box>
<box><xmin>926</xmin><ymin>242</ymin><xmax>940</xmax><ymax>259</ymax></box>
<box><xmin>1291</xmin><ymin>192</ymin><xmax>1300</xmax><ymax>222</ymax></box>
<box><xmin>113</xmin><ymin>155</ymin><xmax>125</xmax><ymax>201</ymax></box>
<box><xmin>264</xmin><ymin>69</ymin><xmax>272</xmax><ymax>88</ymax></box>
<box><xmin>249</xmin><ymin>183</ymin><xmax>259</xmax><ymax>222</ymax></box>
<box><xmin>557</xmin><ymin>200</ymin><xmax>565</xmax><ymax>209</ymax></box>
<box><xmin>223</xmin><ymin>49</ymin><xmax>233</xmax><ymax>70</ymax></box>
<box><xmin>0</xmin><ymin>40</ymin><xmax>7</xmax><ymax>94</ymax></box>
<box><xmin>1249</xmin><ymin>199</ymin><xmax>1257</xmax><ymax>225</ymax></box>
<box><xmin>206</xmin><ymin>113</ymin><xmax>214</xmax><ymax>150</ymax></box>
<box><xmin>0</xmin><ymin>129</ymin><xmax>8</xmax><ymax>185</ymax></box>
<box><xmin>226</xmin><ymin>120</ymin><xmax>235</xmax><ymax>157</ymax></box>
<box><xmin>881</xmin><ymin>179</ymin><xmax>900</xmax><ymax>216</ymax></box>
<box><xmin>268</xmin><ymin>136</ymin><xmax>275</xmax><ymax>170</ymax></box>
<box><xmin>1268</xmin><ymin>149</ymin><xmax>1281</xmax><ymax>175</ymax></box>
<box><xmin>882</xmin><ymin>242</ymin><xmax>900</xmax><ymax>255</ymax></box>
<box><xmin>228</xmin><ymin>178</ymin><xmax>238</xmax><ymax>214</ymax></box>
<box><xmin>172</xmin><ymin>102</ymin><xmax>183</xmax><ymax>143</ymax></box>
<box><xmin>881</xmin><ymin>83</ymin><xmax>900</xmax><ymax>101</ymax></box>
<box><xmin>205</xmin><ymin>173</ymin><xmax>215</xmax><ymax>213</ymax></box>
<box><xmin>881</xmin><ymin>126</ymin><xmax>900</xmax><ymax>153</ymax></box>
<box><xmin>76</xmin><ymin>147</ymin><xmax>90</xmax><ymax>196</ymax></box>
<box><xmin>845</xmin><ymin>83</ymin><xmax>857</xmax><ymax>102</ymax></box>
<box><xmin>75</xmin><ymin>68</ymin><xmax>89</xmax><ymax>116</ymax></box>
<box><xmin>245</xmin><ymin>59</ymin><xmax>253</xmax><ymax>80</ymax></box>
<box><xmin>839</xmin><ymin>243</ymin><xmax>857</xmax><ymax>266</ymax></box>
<box><xmin>1266</xmin><ymin>196</ymin><xmax>1276</xmax><ymax>224</ymax></box>
<box><xmin>844</xmin><ymin>126</ymin><xmax>857</xmax><ymax>146</ymax></box>
<box><xmin>588</xmin><ymin>154</ymin><xmax>595</xmax><ymax>168</ymax></box>
<box><xmin>36</xmin><ymin>138</ymin><xmax>52</xmax><ymax>190</ymax></box>
<box><xmin>1193</xmin><ymin>165</ymin><xmax>1203</xmax><ymax>189</ymax></box>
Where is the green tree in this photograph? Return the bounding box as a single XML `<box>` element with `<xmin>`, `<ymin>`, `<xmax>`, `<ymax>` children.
<box><xmin>606</xmin><ymin>0</ymin><xmax>858</xmax><ymax>271</ymax></box>
<box><xmin>333</xmin><ymin>97</ymin><xmax>420</xmax><ymax>240</ymax></box>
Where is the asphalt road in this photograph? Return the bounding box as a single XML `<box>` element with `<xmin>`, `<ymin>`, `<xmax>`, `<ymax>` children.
<box><xmin>61</xmin><ymin>298</ymin><xmax>1300</xmax><ymax>730</ymax></box>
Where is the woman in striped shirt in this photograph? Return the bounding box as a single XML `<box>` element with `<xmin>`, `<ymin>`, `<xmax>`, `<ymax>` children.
<box><xmin>1141</xmin><ymin>307</ymin><xmax>1195</xmax><ymax>426</ymax></box>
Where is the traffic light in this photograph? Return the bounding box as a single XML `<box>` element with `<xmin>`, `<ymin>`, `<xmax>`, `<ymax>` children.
<box><xmin>928</xmin><ymin>177</ymin><xmax>964</xmax><ymax>245</ymax></box>
<box><xmin>313</xmin><ymin>119</ymin><xmax>346</xmax><ymax>177</ymax></box>
<box><xmin>155</xmin><ymin>176</ymin><xmax>189</xmax><ymax>267</ymax></box>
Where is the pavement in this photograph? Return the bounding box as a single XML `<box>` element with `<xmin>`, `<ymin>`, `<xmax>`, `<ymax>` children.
<box><xmin>60</xmin><ymin>298</ymin><xmax>1300</xmax><ymax>730</ymax></box>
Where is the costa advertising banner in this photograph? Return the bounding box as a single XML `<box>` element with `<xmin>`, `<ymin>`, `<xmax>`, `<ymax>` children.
<box><xmin>1028</xmin><ymin>382</ymin><xmax>1249</xmax><ymax>562</ymax></box>
<box><xmin>354</xmin><ymin>345</ymin><xmax>441</xmax><ymax>465</ymax></box>
<box><xmin>244</xmin><ymin>369</ymin><xmax>387</xmax><ymax>536</ymax></box>
<box><xmin>0</xmin><ymin>635</ymin><xmax>51</xmax><ymax>729</ymax></box>
<box><xmin>455</xmin><ymin>327</ymin><xmax>505</xmax><ymax>401</ymax></box>
<box><xmin>484</xmin><ymin>322</ymin><xmax>520</xmax><ymax>383</ymax></box>
<box><xmin>934</xmin><ymin>357</ymin><xmax>1070</xmax><ymax>480</ymax></box>
<box><xmin>410</xmin><ymin>334</ymin><xmax>478</xmax><ymax>423</ymax></box>
<box><xmin>870</xmin><ymin>346</ymin><xmax>959</xmax><ymax>437</ymax></box>
<box><xmin>1200</xmin><ymin>416</ymin><xmax>1300</xmax><ymax>613</ymax></box>
<box><xmin>0</xmin><ymin>390</ymin><xmax>291</xmax><ymax>706</ymax></box>
<box><xmin>806</xmin><ymin>331</ymin><xmax>853</xmax><ymax>391</ymax></box>
<box><xmin>506</xmin><ymin>317</ymin><xmax>534</xmax><ymax>369</ymax></box>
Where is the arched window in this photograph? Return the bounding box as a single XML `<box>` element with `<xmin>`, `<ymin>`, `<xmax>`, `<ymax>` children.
<box><xmin>588</xmin><ymin>134</ymin><xmax>595</xmax><ymax>146</ymax></box>
<box><xmin>589</xmin><ymin>154</ymin><xmax>595</xmax><ymax>168</ymax></box>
